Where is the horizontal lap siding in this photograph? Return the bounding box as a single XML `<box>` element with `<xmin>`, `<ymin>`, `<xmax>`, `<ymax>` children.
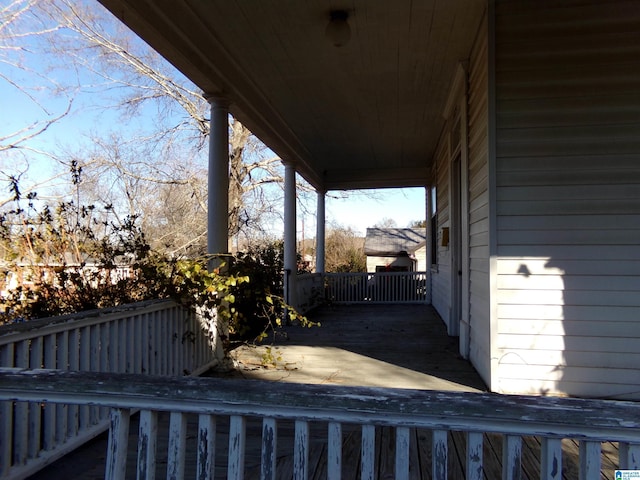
<box><xmin>494</xmin><ymin>0</ymin><xmax>640</xmax><ymax>399</ymax></box>
<box><xmin>467</xmin><ymin>15</ymin><xmax>491</xmax><ymax>385</ymax></box>
<box><xmin>431</xmin><ymin>136</ymin><xmax>451</xmax><ymax>325</ymax></box>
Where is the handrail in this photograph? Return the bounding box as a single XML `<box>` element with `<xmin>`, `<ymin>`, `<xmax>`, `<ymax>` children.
<box><xmin>1</xmin><ymin>368</ymin><xmax>638</xmax><ymax>479</ymax></box>
<box><xmin>0</xmin><ymin>301</ymin><xmax>217</xmax><ymax>479</ymax></box>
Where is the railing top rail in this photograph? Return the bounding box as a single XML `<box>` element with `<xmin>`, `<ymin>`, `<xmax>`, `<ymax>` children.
<box><xmin>1</xmin><ymin>368</ymin><xmax>638</xmax><ymax>442</ymax></box>
<box><xmin>0</xmin><ymin>298</ymin><xmax>179</xmax><ymax>344</ymax></box>
<box><xmin>325</xmin><ymin>271</ymin><xmax>428</xmax><ymax>277</ymax></box>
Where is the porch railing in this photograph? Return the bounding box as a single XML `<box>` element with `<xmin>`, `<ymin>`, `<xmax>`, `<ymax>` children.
<box><xmin>325</xmin><ymin>271</ymin><xmax>429</xmax><ymax>304</ymax></box>
<box><xmin>0</xmin><ymin>368</ymin><xmax>638</xmax><ymax>480</ymax></box>
<box><xmin>293</xmin><ymin>273</ymin><xmax>325</xmax><ymax>313</ymax></box>
<box><xmin>0</xmin><ymin>300</ymin><xmax>216</xmax><ymax>479</ymax></box>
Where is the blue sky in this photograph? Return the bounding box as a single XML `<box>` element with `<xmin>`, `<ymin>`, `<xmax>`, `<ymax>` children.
<box><xmin>325</xmin><ymin>187</ymin><xmax>425</xmax><ymax>236</ymax></box>
<box><xmin>0</xmin><ymin>1</ymin><xmax>425</xmax><ymax>239</ymax></box>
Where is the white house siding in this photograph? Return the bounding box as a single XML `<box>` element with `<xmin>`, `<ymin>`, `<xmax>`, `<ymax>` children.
<box><xmin>414</xmin><ymin>245</ymin><xmax>427</xmax><ymax>272</ymax></box>
<box><xmin>494</xmin><ymin>0</ymin><xmax>640</xmax><ymax>399</ymax></box>
<box><xmin>467</xmin><ymin>14</ymin><xmax>492</xmax><ymax>387</ymax></box>
<box><xmin>431</xmin><ymin>132</ymin><xmax>451</xmax><ymax>327</ymax></box>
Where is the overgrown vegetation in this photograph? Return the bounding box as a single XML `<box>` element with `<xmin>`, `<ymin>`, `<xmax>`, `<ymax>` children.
<box><xmin>0</xmin><ymin>172</ymin><xmax>315</xmax><ymax>352</ymax></box>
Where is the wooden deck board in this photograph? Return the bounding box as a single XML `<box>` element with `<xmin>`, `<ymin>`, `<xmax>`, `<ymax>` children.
<box><xmin>26</xmin><ymin>305</ymin><xmax>622</xmax><ymax>479</ymax></box>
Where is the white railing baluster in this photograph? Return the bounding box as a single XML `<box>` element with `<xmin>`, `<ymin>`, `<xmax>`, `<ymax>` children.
<box><xmin>395</xmin><ymin>426</ymin><xmax>410</xmax><ymax>480</ymax></box>
<box><xmin>327</xmin><ymin>422</ymin><xmax>342</xmax><ymax>480</ymax></box>
<box><xmin>137</xmin><ymin>410</ymin><xmax>158</xmax><ymax>480</ymax></box>
<box><xmin>228</xmin><ymin>415</ymin><xmax>246</xmax><ymax>480</ymax></box>
<box><xmin>141</xmin><ymin>312</ymin><xmax>149</xmax><ymax>374</ymax></box>
<box><xmin>0</xmin><ymin>344</ymin><xmax>13</xmax><ymax>477</ymax></box>
<box><xmin>324</xmin><ymin>272</ymin><xmax>429</xmax><ymax>304</ymax></box>
<box><xmin>14</xmin><ymin>399</ymin><xmax>28</xmax><ymax>466</ymax></box>
<box><xmin>197</xmin><ymin>414</ymin><xmax>216</xmax><ymax>480</ymax></box>
<box><xmin>91</xmin><ymin>324</ymin><xmax>100</xmax><ymax>371</ymax></box>
<box><xmin>109</xmin><ymin>319</ymin><xmax>118</xmax><ymax>372</ymax></box>
<box><xmin>361</xmin><ymin>424</ymin><xmax>375</xmax><ymax>480</ymax></box>
<box><xmin>29</xmin><ymin>336</ymin><xmax>42</xmax><ymax>369</ymax></box>
<box><xmin>134</xmin><ymin>314</ymin><xmax>143</xmax><ymax>373</ymax></box>
<box><xmin>432</xmin><ymin>429</ymin><xmax>448</xmax><ymax>480</ymax></box>
<box><xmin>128</xmin><ymin>317</ymin><xmax>136</xmax><ymax>374</ymax></box>
<box><xmin>294</xmin><ymin>419</ymin><xmax>310</xmax><ymax>480</ymax></box>
<box><xmin>619</xmin><ymin>442</ymin><xmax>640</xmax><ymax>470</ymax></box>
<box><xmin>118</xmin><ymin>319</ymin><xmax>127</xmax><ymax>373</ymax></box>
<box><xmin>81</xmin><ymin>326</ymin><xmax>95</xmax><ymax>430</ymax></box>
<box><xmin>105</xmin><ymin>408</ymin><xmax>130</xmax><ymax>480</ymax></box>
<box><xmin>28</xmin><ymin>336</ymin><xmax>43</xmax><ymax>457</ymax></box>
<box><xmin>540</xmin><ymin>437</ymin><xmax>562</xmax><ymax>480</ymax></box>
<box><xmin>502</xmin><ymin>435</ymin><xmax>522</xmax><ymax>480</ymax></box>
<box><xmin>579</xmin><ymin>440</ymin><xmax>601</xmax><ymax>480</ymax></box>
<box><xmin>466</xmin><ymin>431</ymin><xmax>483</xmax><ymax>480</ymax></box>
<box><xmin>261</xmin><ymin>417</ymin><xmax>277</xmax><ymax>480</ymax></box>
<box><xmin>14</xmin><ymin>341</ymin><xmax>29</xmax><ymax>466</ymax></box>
<box><xmin>56</xmin><ymin>331</ymin><xmax>69</xmax><ymax>441</ymax></box>
<box><xmin>0</xmin><ymin>398</ymin><xmax>11</xmax><ymax>476</ymax></box>
<box><xmin>43</xmin><ymin>334</ymin><xmax>56</xmax><ymax>450</ymax></box>
<box><xmin>161</xmin><ymin>312</ymin><xmax>169</xmax><ymax>376</ymax></box>
<box><xmin>167</xmin><ymin>411</ymin><xmax>187</xmax><ymax>480</ymax></box>
<box><xmin>14</xmin><ymin>339</ymin><xmax>28</xmax><ymax>366</ymax></box>
<box><xmin>68</xmin><ymin>328</ymin><xmax>80</xmax><ymax>438</ymax></box>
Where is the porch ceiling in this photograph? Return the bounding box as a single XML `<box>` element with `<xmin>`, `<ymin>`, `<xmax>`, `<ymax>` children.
<box><xmin>97</xmin><ymin>0</ymin><xmax>485</xmax><ymax>191</ymax></box>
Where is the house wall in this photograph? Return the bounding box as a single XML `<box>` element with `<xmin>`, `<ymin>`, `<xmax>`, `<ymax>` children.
<box><xmin>493</xmin><ymin>0</ymin><xmax>640</xmax><ymax>400</ymax></box>
<box><xmin>430</xmin><ymin>11</ymin><xmax>492</xmax><ymax>386</ymax></box>
<box><xmin>431</xmin><ymin>129</ymin><xmax>451</xmax><ymax>328</ymax></box>
<box><xmin>414</xmin><ymin>246</ymin><xmax>427</xmax><ymax>272</ymax></box>
<box><xmin>467</xmin><ymin>14</ymin><xmax>492</xmax><ymax>387</ymax></box>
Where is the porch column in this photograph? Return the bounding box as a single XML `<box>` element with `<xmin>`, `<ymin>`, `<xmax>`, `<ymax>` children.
<box><xmin>206</xmin><ymin>95</ymin><xmax>231</xmax><ymax>368</ymax></box>
<box><xmin>316</xmin><ymin>190</ymin><xmax>326</xmax><ymax>274</ymax></box>
<box><xmin>206</xmin><ymin>95</ymin><xmax>230</xmax><ymax>266</ymax></box>
<box><xmin>283</xmin><ymin>163</ymin><xmax>297</xmax><ymax>307</ymax></box>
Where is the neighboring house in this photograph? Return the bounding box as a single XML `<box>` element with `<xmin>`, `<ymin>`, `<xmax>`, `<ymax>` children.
<box><xmin>97</xmin><ymin>1</ymin><xmax>640</xmax><ymax>401</ymax></box>
<box><xmin>0</xmin><ymin>257</ymin><xmax>133</xmax><ymax>298</ymax></box>
<box><xmin>364</xmin><ymin>228</ymin><xmax>426</xmax><ymax>273</ymax></box>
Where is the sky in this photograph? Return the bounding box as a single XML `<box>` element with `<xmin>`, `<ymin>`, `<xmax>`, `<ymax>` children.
<box><xmin>325</xmin><ymin>188</ymin><xmax>425</xmax><ymax>236</ymax></box>
<box><xmin>0</xmin><ymin>1</ymin><xmax>426</xmax><ymax>240</ymax></box>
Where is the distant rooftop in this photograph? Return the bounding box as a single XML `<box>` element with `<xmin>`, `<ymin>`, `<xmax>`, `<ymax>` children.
<box><xmin>364</xmin><ymin>228</ymin><xmax>426</xmax><ymax>257</ymax></box>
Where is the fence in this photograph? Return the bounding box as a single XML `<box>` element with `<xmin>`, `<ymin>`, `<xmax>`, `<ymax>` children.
<box><xmin>0</xmin><ymin>300</ymin><xmax>217</xmax><ymax>479</ymax></box>
<box><xmin>325</xmin><ymin>271</ymin><xmax>429</xmax><ymax>304</ymax></box>
<box><xmin>0</xmin><ymin>369</ymin><xmax>638</xmax><ymax>479</ymax></box>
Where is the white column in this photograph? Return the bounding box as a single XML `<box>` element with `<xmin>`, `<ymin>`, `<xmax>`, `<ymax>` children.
<box><xmin>206</xmin><ymin>95</ymin><xmax>231</xmax><ymax>368</ymax></box>
<box><xmin>426</xmin><ymin>185</ymin><xmax>433</xmax><ymax>268</ymax></box>
<box><xmin>316</xmin><ymin>190</ymin><xmax>326</xmax><ymax>273</ymax></box>
<box><xmin>207</xmin><ymin>96</ymin><xmax>230</xmax><ymax>265</ymax></box>
<box><xmin>283</xmin><ymin>164</ymin><xmax>297</xmax><ymax>307</ymax></box>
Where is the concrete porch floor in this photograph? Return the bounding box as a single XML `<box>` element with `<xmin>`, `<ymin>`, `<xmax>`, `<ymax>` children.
<box><xmin>210</xmin><ymin>304</ymin><xmax>487</xmax><ymax>392</ymax></box>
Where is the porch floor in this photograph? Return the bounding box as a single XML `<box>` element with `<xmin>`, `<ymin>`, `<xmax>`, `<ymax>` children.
<box><xmin>27</xmin><ymin>305</ymin><xmax>620</xmax><ymax>479</ymax></box>
<box><xmin>219</xmin><ymin>304</ymin><xmax>487</xmax><ymax>392</ymax></box>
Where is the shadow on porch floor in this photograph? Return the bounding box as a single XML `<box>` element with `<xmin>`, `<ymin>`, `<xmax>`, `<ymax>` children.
<box><xmin>209</xmin><ymin>304</ymin><xmax>487</xmax><ymax>393</ymax></box>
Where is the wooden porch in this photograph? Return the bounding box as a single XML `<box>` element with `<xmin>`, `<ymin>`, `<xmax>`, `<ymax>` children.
<box><xmin>15</xmin><ymin>305</ymin><xmax>632</xmax><ymax>480</ymax></box>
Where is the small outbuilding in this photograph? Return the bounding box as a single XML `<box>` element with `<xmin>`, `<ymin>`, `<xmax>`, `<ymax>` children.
<box><xmin>364</xmin><ymin>228</ymin><xmax>426</xmax><ymax>273</ymax></box>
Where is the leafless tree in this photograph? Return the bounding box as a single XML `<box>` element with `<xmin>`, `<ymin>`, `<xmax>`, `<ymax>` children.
<box><xmin>0</xmin><ymin>0</ymin><xmax>74</xmax><ymax>205</ymax></box>
<box><xmin>2</xmin><ymin>0</ymin><xmax>292</xmax><ymax>254</ymax></box>
<box><xmin>324</xmin><ymin>226</ymin><xmax>366</xmax><ymax>273</ymax></box>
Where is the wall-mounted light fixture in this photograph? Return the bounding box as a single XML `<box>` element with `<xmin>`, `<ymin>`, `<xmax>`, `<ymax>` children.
<box><xmin>326</xmin><ymin>10</ymin><xmax>351</xmax><ymax>47</ymax></box>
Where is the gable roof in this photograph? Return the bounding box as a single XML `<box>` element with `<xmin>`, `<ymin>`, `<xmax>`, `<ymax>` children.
<box><xmin>364</xmin><ymin>228</ymin><xmax>426</xmax><ymax>257</ymax></box>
